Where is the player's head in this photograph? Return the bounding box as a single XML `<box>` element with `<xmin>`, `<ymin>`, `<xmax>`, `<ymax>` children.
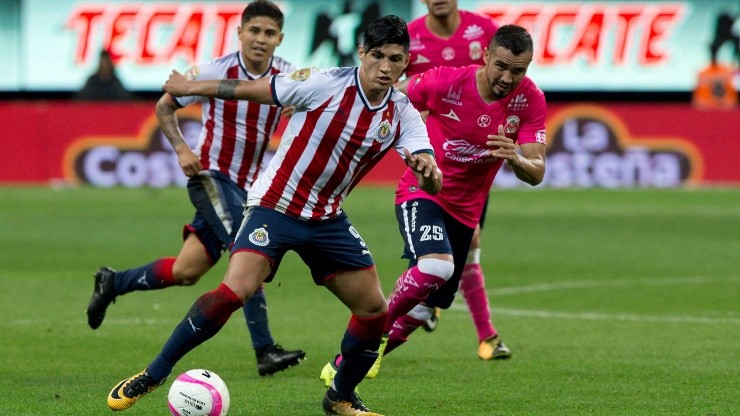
<box><xmin>238</xmin><ymin>0</ymin><xmax>285</xmax><ymax>71</ymax></box>
<box><xmin>482</xmin><ymin>24</ymin><xmax>534</xmax><ymax>99</ymax></box>
<box><xmin>358</xmin><ymin>15</ymin><xmax>411</xmax><ymax>94</ymax></box>
<box><xmin>422</xmin><ymin>0</ymin><xmax>458</xmax><ymax>19</ymax></box>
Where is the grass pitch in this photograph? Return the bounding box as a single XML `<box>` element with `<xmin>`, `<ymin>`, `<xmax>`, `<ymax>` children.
<box><xmin>0</xmin><ymin>186</ymin><xmax>738</xmax><ymax>415</ymax></box>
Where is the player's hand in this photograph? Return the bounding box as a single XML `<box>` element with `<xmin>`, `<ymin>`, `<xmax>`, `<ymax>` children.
<box><xmin>404</xmin><ymin>149</ymin><xmax>443</xmax><ymax>195</ymax></box>
<box><xmin>162</xmin><ymin>70</ymin><xmax>191</xmax><ymax>97</ymax></box>
<box><xmin>281</xmin><ymin>105</ymin><xmax>296</xmax><ymax>119</ymax></box>
<box><xmin>486</xmin><ymin>125</ymin><xmax>518</xmax><ymax>164</ymax></box>
<box><xmin>175</xmin><ymin>145</ymin><xmax>202</xmax><ymax>177</ymax></box>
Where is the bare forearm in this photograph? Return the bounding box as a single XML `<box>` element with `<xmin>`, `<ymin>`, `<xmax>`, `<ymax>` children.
<box><xmin>155</xmin><ymin>98</ymin><xmax>188</xmax><ymax>150</ymax></box>
<box><xmin>194</xmin><ymin>79</ymin><xmax>273</xmax><ymax>104</ymax></box>
<box><xmin>508</xmin><ymin>155</ymin><xmax>545</xmax><ymax>186</ymax></box>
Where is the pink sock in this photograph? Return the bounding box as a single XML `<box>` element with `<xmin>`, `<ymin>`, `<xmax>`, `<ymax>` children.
<box><xmin>386</xmin><ymin>264</ymin><xmax>448</xmax><ymax>331</ymax></box>
<box><xmin>460</xmin><ymin>263</ymin><xmax>496</xmax><ymax>343</ymax></box>
<box><xmin>385</xmin><ymin>314</ymin><xmax>424</xmax><ymax>355</ymax></box>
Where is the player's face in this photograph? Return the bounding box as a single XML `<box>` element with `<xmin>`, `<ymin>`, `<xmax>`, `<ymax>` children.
<box><xmin>238</xmin><ymin>16</ymin><xmax>284</xmax><ymax>72</ymax></box>
<box><xmin>358</xmin><ymin>44</ymin><xmax>409</xmax><ymax>96</ymax></box>
<box><xmin>423</xmin><ymin>0</ymin><xmax>458</xmax><ymax>18</ymax></box>
<box><xmin>482</xmin><ymin>45</ymin><xmax>532</xmax><ymax>99</ymax></box>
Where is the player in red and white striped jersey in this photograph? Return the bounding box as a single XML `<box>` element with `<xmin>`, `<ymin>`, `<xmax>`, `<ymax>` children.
<box><xmin>89</xmin><ymin>1</ymin><xmax>304</xmax><ymax>381</ymax></box>
<box><xmin>108</xmin><ymin>15</ymin><xmax>441</xmax><ymax>416</ymax></box>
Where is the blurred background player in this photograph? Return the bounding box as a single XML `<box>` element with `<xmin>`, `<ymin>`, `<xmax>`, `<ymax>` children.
<box><xmin>75</xmin><ymin>49</ymin><xmax>133</xmax><ymax>101</ymax></box>
<box><xmin>406</xmin><ymin>0</ymin><xmax>511</xmax><ymax>360</ymax></box>
<box><xmin>321</xmin><ymin>24</ymin><xmax>544</xmax><ymax>387</ymax></box>
<box><xmin>86</xmin><ymin>0</ymin><xmax>305</xmax><ymax>377</ymax></box>
<box><xmin>106</xmin><ymin>15</ymin><xmax>441</xmax><ymax>416</ymax></box>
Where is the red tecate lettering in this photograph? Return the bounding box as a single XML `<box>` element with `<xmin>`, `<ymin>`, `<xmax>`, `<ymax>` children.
<box><xmin>139</xmin><ymin>8</ymin><xmax>177</xmax><ymax>64</ymax></box>
<box><xmin>66</xmin><ymin>8</ymin><xmax>105</xmax><ymax>63</ymax></box>
<box><xmin>639</xmin><ymin>5</ymin><xmax>683</xmax><ymax>65</ymax></box>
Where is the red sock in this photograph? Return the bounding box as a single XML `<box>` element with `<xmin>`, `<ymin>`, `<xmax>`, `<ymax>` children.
<box><xmin>385</xmin><ymin>314</ymin><xmax>424</xmax><ymax>355</ymax></box>
<box><xmin>153</xmin><ymin>257</ymin><xmax>177</xmax><ymax>288</ymax></box>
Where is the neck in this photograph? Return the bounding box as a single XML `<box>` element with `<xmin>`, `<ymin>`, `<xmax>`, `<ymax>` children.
<box><xmin>425</xmin><ymin>11</ymin><xmax>460</xmax><ymax>38</ymax></box>
<box><xmin>358</xmin><ymin>70</ymin><xmax>388</xmax><ymax>106</ymax></box>
<box><xmin>242</xmin><ymin>52</ymin><xmax>269</xmax><ymax>75</ymax></box>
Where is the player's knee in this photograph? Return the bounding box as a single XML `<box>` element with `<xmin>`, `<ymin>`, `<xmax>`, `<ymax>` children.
<box><xmin>172</xmin><ymin>267</ymin><xmax>204</xmax><ymax>286</ymax></box>
<box><xmin>418</xmin><ymin>258</ymin><xmax>455</xmax><ymax>281</ymax></box>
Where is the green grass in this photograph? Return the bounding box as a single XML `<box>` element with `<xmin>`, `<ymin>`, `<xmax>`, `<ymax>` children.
<box><xmin>0</xmin><ymin>186</ymin><xmax>738</xmax><ymax>415</ymax></box>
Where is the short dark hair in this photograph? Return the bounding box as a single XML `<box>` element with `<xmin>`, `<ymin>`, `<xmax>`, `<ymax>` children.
<box><xmin>490</xmin><ymin>24</ymin><xmax>533</xmax><ymax>55</ymax></box>
<box><xmin>242</xmin><ymin>0</ymin><xmax>284</xmax><ymax>29</ymax></box>
<box><xmin>362</xmin><ymin>15</ymin><xmax>410</xmax><ymax>52</ymax></box>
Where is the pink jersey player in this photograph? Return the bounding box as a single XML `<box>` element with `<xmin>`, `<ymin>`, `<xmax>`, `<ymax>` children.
<box><xmin>397</xmin><ymin>65</ymin><xmax>546</xmax><ymax>227</ymax></box>
<box><xmin>406</xmin><ymin>9</ymin><xmax>498</xmax><ymax>77</ymax></box>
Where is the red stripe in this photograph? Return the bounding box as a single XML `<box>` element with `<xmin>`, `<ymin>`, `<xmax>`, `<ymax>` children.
<box><xmin>236</xmin><ymin>100</ymin><xmax>261</xmax><ymax>188</ymax></box>
<box><xmin>216</xmin><ymin>65</ymin><xmax>240</xmax><ymax>176</ymax></box>
<box><xmin>250</xmin><ymin>106</ymin><xmax>278</xmax><ymax>186</ymax></box>
<box><xmin>260</xmin><ymin>97</ymin><xmax>333</xmax><ymax>211</ymax></box>
<box><xmin>200</xmin><ymin>97</ymin><xmax>216</xmax><ymax>169</ymax></box>
<box><xmin>286</xmin><ymin>87</ymin><xmax>357</xmax><ymax>218</ymax></box>
<box><xmin>312</xmin><ymin>90</ymin><xmax>375</xmax><ymax>218</ymax></box>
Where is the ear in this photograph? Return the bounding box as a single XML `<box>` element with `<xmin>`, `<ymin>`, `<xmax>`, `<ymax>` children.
<box><xmin>357</xmin><ymin>45</ymin><xmax>366</xmax><ymax>60</ymax></box>
<box><xmin>483</xmin><ymin>47</ymin><xmax>489</xmax><ymax>65</ymax></box>
<box><xmin>277</xmin><ymin>32</ymin><xmax>284</xmax><ymax>46</ymax></box>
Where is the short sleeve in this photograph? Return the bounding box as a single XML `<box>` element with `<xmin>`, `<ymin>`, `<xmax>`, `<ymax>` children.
<box><xmin>271</xmin><ymin>67</ymin><xmax>325</xmax><ymax>112</ymax></box>
<box><xmin>173</xmin><ymin>62</ymin><xmax>223</xmax><ymax>107</ymax></box>
<box><xmin>405</xmin><ymin>68</ymin><xmax>440</xmax><ymax>113</ymax></box>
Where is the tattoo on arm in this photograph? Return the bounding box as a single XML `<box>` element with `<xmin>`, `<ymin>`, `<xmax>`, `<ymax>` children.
<box><xmin>216</xmin><ymin>79</ymin><xmax>239</xmax><ymax>100</ymax></box>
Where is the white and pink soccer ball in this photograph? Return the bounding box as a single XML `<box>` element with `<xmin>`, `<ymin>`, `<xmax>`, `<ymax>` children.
<box><xmin>167</xmin><ymin>369</ymin><xmax>230</xmax><ymax>416</ymax></box>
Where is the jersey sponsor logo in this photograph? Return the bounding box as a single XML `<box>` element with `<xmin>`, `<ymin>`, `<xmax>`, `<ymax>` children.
<box><xmin>442</xmin><ymin>139</ymin><xmax>496</xmax><ymax>163</ymax></box>
<box><xmin>248</xmin><ymin>227</ymin><xmax>270</xmax><ymax>246</ymax></box>
<box><xmin>477</xmin><ymin>115</ymin><xmax>491</xmax><ymax>127</ymax></box>
<box><xmin>441</xmin><ymin>85</ymin><xmax>463</xmax><ymax>106</ymax></box>
<box><xmin>375</xmin><ymin>119</ymin><xmax>393</xmax><ymax>143</ymax></box>
<box><xmin>469</xmin><ymin>41</ymin><xmax>483</xmax><ymax>61</ymax></box>
<box><xmin>535</xmin><ymin>129</ymin><xmax>547</xmax><ymax>144</ymax></box>
<box><xmin>290</xmin><ymin>67</ymin><xmax>311</xmax><ymax>81</ymax></box>
<box><xmin>441</xmin><ymin>109</ymin><xmax>461</xmax><ymax>122</ymax></box>
<box><xmin>508</xmin><ymin>93</ymin><xmax>528</xmax><ymax>110</ymax></box>
<box><xmin>463</xmin><ymin>24</ymin><xmax>485</xmax><ymax>40</ymax></box>
<box><xmin>184</xmin><ymin>65</ymin><xmax>199</xmax><ymax>80</ymax></box>
<box><xmin>505</xmin><ymin>115</ymin><xmax>520</xmax><ymax>134</ymax></box>
<box><xmin>442</xmin><ymin>47</ymin><xmax>455</xmax><ymax>61</ymax></box>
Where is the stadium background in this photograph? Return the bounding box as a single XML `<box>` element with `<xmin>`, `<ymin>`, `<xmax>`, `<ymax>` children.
<box><xmin>1</xmin><ymin>0</ymin><xmax>738</xmax><ymax>187</ymax></box>
<box><xmin>1</xmin><ymin>2</ymin><xmax>738</xmax><ymax>415</ymax></box>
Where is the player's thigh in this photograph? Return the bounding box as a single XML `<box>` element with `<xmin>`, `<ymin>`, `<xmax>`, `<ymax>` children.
<box><xmin>187</xmin><ymin>171</ymin><xmax>247</xmax><ymax>244</ymax></box>
<box><xmin>296</xmin><ymin>213</ymin><xmax>376</xmax><ymax>285</ymax></box>
<box><xmin>223</xmin><ymin>251</ymin><xmax>273</xmax><ymax>300</ymax></box>
<box><xmin>325</xmin><ymin>268</ymin><xmax>387</xmax><ymax>317</ymax></box>
<box><xmin>395</xmin><ymin>198</ymin><xmax>453</xmax><ymax>263</ymax></box>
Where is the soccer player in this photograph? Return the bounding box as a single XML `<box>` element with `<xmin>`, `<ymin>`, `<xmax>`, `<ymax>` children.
<box><xmin>105</xmin><ymin>15</ymin><xmax>442</xmax><ymax>416</ymax></box>
<box><xmin>406</xmin><ymin>0</ymin><xmax>512</xmax><ymax>361</ymax></box>
<box><xmin>86</xmin><ymin>0</ymin><xmax>305</xmax><ymax>377</ymax></box>
<box><xmin>320</xmin><ymin>24</ymin><xmax>545</xmax><ymax>384</ymax></box>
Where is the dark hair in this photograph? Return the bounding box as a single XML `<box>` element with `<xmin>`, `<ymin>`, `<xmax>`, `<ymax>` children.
<box><xmin>242</xmin><ymin>0</ymin><xmax>284</xmax><ymax>29</ymax></box>
<box><xmin>490</xmin><ymin>24</ymin><xmax>533</xmax><ymax>55</ymax></box>
<box><xmin>362</xmin><ymin>15</ymin><xmax>410</xmax><ymax>52</ymax></box>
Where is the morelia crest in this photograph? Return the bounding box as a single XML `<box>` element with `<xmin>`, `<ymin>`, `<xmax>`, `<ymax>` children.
<box><xmin>376</xmin><ymin>119</ymin><xmax>392</xmax><ymax>143</ymax></box>
<box><xmin>505</xmin><ymin>115</ymin><xmax>520</xmax><ymax>133</ymax></box>
<box><xmin>248</xmin><ymin>227</ymin><xmax>270</xmax><ymax>246</ymax></box>
<box><xmin>184</xmin><ymin>65</ymin><xmax>199</xmax><ymax>80</ymax></box>
<box><xmin>290</xmin><ymin>67</ymin><xmax>311</xmax><ymax>81</ymax></box>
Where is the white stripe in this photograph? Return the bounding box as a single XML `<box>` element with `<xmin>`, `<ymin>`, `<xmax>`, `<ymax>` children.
<box><xmin>400</xmin><ymin>201</ymin><xmax>416</xmax><ymax>256</ymax></box>
<box><xmin>492</xmin><ymin>276</ymin><xmax>722</xmax><ymax>296</ymax></box>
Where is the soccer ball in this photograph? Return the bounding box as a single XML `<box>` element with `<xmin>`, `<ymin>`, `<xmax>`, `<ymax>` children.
<box><xmin>167</xmin><ymin>369</ymin><xmax>230</xmax><ymax>416</ymax></box>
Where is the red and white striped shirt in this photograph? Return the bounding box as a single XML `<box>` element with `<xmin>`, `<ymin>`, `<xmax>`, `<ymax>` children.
<box><xmin>175</xmin><ymin>52</ymin><xmax>295</xmax><ymax>190</ymax></box>
<box><xmin>247</xmin><ymin>67</ymin><xmax>432</xmax><ymax>220</ymax></box>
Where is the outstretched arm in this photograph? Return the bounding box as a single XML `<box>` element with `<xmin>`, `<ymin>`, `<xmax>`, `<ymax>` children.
<box><xmin>162</xmin><ymin>70</ymin><xmax>275</xmax><ymax>105</ymax></box>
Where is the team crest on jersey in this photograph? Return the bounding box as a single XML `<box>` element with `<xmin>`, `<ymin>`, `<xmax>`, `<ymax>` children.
<box><xmin>505</xmin><ymin>115</ymin><xmax>520</xmax><ymax>133</ymax></box>
<box><xmin>376</xmin><ymin>119</ymin><xmax>392</xmax><ymax>143</ymax></box>
<box><xmin>290</xmin><ymin>67</ymin><xmax>311</xmax><ymax>81</ymax></box>
<box><xmin>469</xmin><ymin>41</ymin><xmax>483</xmax><ymax>60</ymax></box>
<box><xmin>535</xmin><ymin>129</ymin><xmax>547</xmax><ymax>144</ymax></box>
<box><xmin>184</xmin><ymin>65</ymin><xmax>199</xmax><ymax>80</ymax></box>
<box><xmin>248</xmin><ymin>227</ymin><xmax>270</xmax><ymax>246</ymax></box>
<box><xmin>477</xmin><ymin>115</ymin><xmax>491</xmax><ymax>127</ymax></box>
<box><xmin>442</xmin><ymin>47</ymin><xmax>455</xmax><ymax>61</ymax></box>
